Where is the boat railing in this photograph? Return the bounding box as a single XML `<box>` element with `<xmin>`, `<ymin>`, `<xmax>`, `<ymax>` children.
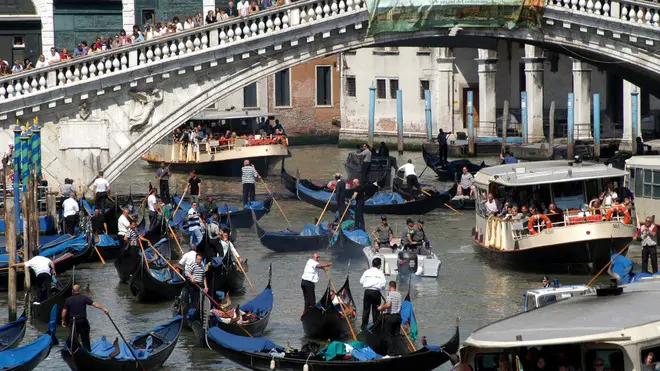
<box><xmin>153</xmin><ymin>135</ymin><xmax>288</xmax><ymax>163</ymax></box>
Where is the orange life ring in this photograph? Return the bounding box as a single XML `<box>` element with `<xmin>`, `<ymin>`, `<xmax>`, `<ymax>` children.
<box><xmin>528</xmin><ymin>214</ymin><xmax>552</xmax><ymax>235</ymax></box>
<box><xmin>606</xmin><ymin>205</ymin><xmax>631</xmax><ymax>224</ymax></box>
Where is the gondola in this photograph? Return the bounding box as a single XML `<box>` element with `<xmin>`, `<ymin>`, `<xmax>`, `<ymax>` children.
<box><xmin>172</xmin><ymin>195</ymin><xmax>271</xmax><ymax>230</ymax></box>
<box><xmin>0</xmin><ymin>306</ymin><xmax>58</xmax><ymax>371</ymax></box>
<box><xmin>0</xmin><ymin>311</ymin><xmax>27</xmax><ymax>351</ymax></box>
<box><xmin>392</xmin><ymin>174</ymin><xmax>475</xmax><ymax>210</ymax></box>
<box><xmin>422</xmin><ymin>143</ymin><xmax>486</xmax><ymax>181</ymax></box>
<box><xmin>206</xmin><ymin>253</ymin><xmax>246</xmax><ymax>296</ymax></box>
<box><xmin>357</xmin><ymin>293</ymin><xmax>420</xmax><ymax>356</ymax></box>
<box><xmin>87</xmin><ymin>234</ymin><xmax>121</xmax><ymax>262</ymax></box>
<box><xmin>114</xmin><ymin>237</ymin><xmax>172</xmax><ymax>283</ymax></box>
<box><xmin>61</xmin><ymin>315</ymin><xmax>183</xmax><ymax>371</ymax></box>
<box><xmin>343</xmin><ymin>152</ymin><xmax>397</xmax><ymax>189</ymax></box>
<box><xmin>205</xmin><ymin>324</ymin><xmax>458</xmax><ymax>371</ymax></box>
<box><xmin>280</xmin><ymin>163</ymin><xmax>299</xmax><ymax>194</ymax></box>
<box><xmin>253</xmin><ymin>211</ymin><xmax>332</xmax><ymax>252</ymax></box>
<box><xmin>31</xmin><ymin>275</ymin><xmax>73</xmax><ymax>323</ymax></box>
<box><xmin>81</xmin><ymin>198</ymin><xmax>122</xmax><ymax>235</ymax></box>
<box><xmin>329</xmin><ymin>228</ymin><xmax>370</xmax><ymax>260</ymax></box>
<box><xmin>301</xmin><ymin>275</ymin><xmax>356</xmax><ymax>340</ymax></box>
<box><xmin>128</xmin><ymin>248</ymin><xmax>184</xmax><ymax>302</ymax></box>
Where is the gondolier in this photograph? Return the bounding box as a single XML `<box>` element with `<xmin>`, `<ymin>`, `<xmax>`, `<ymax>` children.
<box><xmin>398</xmin><ymin>159</ymin><xmax>419</xmax><ymax>197</ymax></box>
<box><xmin>63</xmin><ymin>192</ymin><xmax>80</xmax><ymax>235</ymax></box>
<box><xmin>187</xmin><ymin>201</ymin><xmax>203</xmax><ymax>248</ymax></box>
<box><xmin>184</xmin><ymin>253</ymin><xmax>208</xmax><ymax>313</ymax></box>
<box><xmin>220</xmin><ymin>230</ymin><xmax>241</xmax><ymax>261</ymax></box>
<box><xmin>11</xmin><ymin>255</ymin><xmax>56</xmax><ymax>303</ymax></box>
<box><xmin>90</xmin><ymin>208</ymin><xmax>108</xmax><ymax>235</ymax></box>
<box><xmin>350</xmin><ymin>179</ymin><xmax>367</xmax><ymax>230</ymax></box>
<box><xmin>147</xmin><ymin>187</ymin><xmax>161</xmax><ymax>234</ymax></box>
<box><xmin>378</xmin><ymin>280</ymin><xmax>403</xmax><ymax>356</ymax></box>
<box><xmin>360</xmin><ymin>257</ymin><xmax>386</xmax><ymax>329</ymax></box>
<box><xmin>241</xmin><ymin>160</ymin><xmax>261</xmax><ymax>206</ymax></box>
<box><xmin>117</xmin><ymin>208</ymin><xmax>131</xmax><ymax>250</ymax></box>
<box><xmin>188</xmin><ymin>170</ymin><xmax>202</xmax><ymax>203</ymax></box>
<box><xmin>92</xmin><ymin>171</ymin><xmax>110</xmax><ymax>212</ymax></box>
<box><xmin>437</xmin><ymin>129</ymin><xmax>448</xmax><ymax>165</ymax></box>
<box><xmin>156</xmin><ymin>162</ymin><xmax>172</xmax><ymax>204</ymax></box>
<box><xmin>206</xmin><ymin>214</ymin><xmax>222</xmax><ymax>259</ymax></box>
<box><xmin>335</xmin><ymin>175</ymin><xmax>347</xmax><ymax>221</ymax></box>
<box><xmin>62</xmin><ymin>284</ymin><xmax>109</xmax><ymax>351</ymax></box>
<box><xmin>301</xmin><ymin>253</ymin><xmax>333</xmax><ymax>310</ymax></box>
<box><xmin>356</xmin><ymin>144</ymin><xmax>372</xmax><ymax>183</ymax></box>
<box><xmin>635</xmin><ymin>216</ymin><xmax>658</xmax><ymax>274</ymax></box>
<box><xmin>372</xmin><ymin>215</ymin><xmax>393</xmax><ymax>251</ymax></box>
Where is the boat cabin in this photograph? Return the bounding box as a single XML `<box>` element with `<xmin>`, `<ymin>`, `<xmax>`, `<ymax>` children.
<box><xmin>625</xmin><ymin>155</ymin><xmax>660</xmax><ymax>226</ymax></box>
<box><xmin>462</xmin><ymin>280</ymin><xmax>660</xmax><ymax>371</ymax></box>
<box><xmin>522</xmin><ymin>283</ymin><xmax>591</xmax><ymax>312</ymax></box>
<box><xmin>472</xmin><ymin>160</ymin><xmax>636</xmax><ymax>255</ymax></box>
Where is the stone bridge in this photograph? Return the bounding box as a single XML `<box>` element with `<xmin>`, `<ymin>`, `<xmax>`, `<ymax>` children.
<box><xmin>1</xmin><ymin>0</ymin><xmax>659</xmax><ymax>186</ymax></box>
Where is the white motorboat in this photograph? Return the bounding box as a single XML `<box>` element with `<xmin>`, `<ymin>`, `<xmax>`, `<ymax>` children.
<box><xmin>625</xmin><ymin>155</ymin><xmax>660</xmax><ymax>224</ymax></box>
<box><xmin>362</xmin><ymin>238</ymin><xmax>441</xmax><ymax>278</ymax></box>
<box><xmin>522</xmin><ymin>282</ymin><xmax>592</xmax><ymax>312</ymax></box>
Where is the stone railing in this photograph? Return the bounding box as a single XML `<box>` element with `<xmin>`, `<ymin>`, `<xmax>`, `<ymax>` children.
<box><xmin>547</xmin><ymin>0</ymin><xmax>660</xmax><ymax>27</ymax></box>
<box><xmin>0</xmin><ymin>0</ymin><xmax>366</xmax><ymax>102</ymax></box>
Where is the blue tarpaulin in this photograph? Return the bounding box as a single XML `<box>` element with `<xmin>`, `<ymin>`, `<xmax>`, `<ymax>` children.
<box><xmin>610</xmin><ymin>253</ymin><xmax>634</xmax><ymax>284</ymax></box>
<box><xmin>240</xmin><ymin>288</ymin><xmax>273</xmax><ymax>316</ymax></box>
<box><xmin>343</xmin><ymin>229</ymin><xmax>371</xmax><ymax>246</ymax></box>
<box><xmin>39</xmin><ymin>234</ymin><xmax>87</xmax><ymax>258</ymax></box>
<box><xmin>351</xmin><ymin>345</ymin><xmax>381</xmax><ymax>361</ymax></box>
<box><xmin>90</xmin><ymin>335</ymin><xmax>153</xmax><ymax>360</ymax></box>
<box><xmin>218</xmin><ymin>205</ymin><xmax>239</xmax><ymax>213</ymax></box>
<box><xmin>0</xmin><ymin>329</ymin><xmax>52</xmax><ymax>367</ymax></box>
<box><xmin>632</xmin><ymin>272</ymin><xmax>654</xmax><ymax>283</ymax></box>
<box><xmin>365</xmin><ymin>192</ymin><xmax>405</xmax><ymax>205</ymax></box>
<box><xmin>298</xmin><ymin>184</ymin><xmax>336</xmax><ymax>202</ymax></box>
<box><xmin>300</xmin><ymin>224</ymin><xmax>322</xmax><ymax>236</ymax></box>
<box><xmin>96</xmin><ymin>234</ymin><xmax>119</xmax><ymax>247</ymax></box>
<box><xmin>207</xmin><ymin>327</ymin><xmax>283</xmax><ymax>352</ymax></box>
<box><xmin>244</xmin><ymin>201</ymin><xmax>265</xmax><ymax>210</ymax></box>
<box><xmin>400</xmin><ymin>298</ymin><xmax>418</xmax><ymax>340</ymax></box>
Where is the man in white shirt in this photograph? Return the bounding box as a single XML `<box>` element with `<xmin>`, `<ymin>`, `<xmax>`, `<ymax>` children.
<box><xmin>62</xmin><ymin>192</ymin><xmax>80</xmax><ymax>235</ymax></box>
<box><xmin>220</xmin><ymin>230</ymin><xmax>241</xmax><ymax>261</ymax></box>
<box><xmin>92</xmin><ymin>171</ymin><xmax>110</xmax><ymax>213</ymax></box>
<box><xmin>237</xmin><ymin>0</ymin><xmax>249</xmax><ymax>16</ymax></box>
<box><xmin>48</xmin><ymin>47</ymin><xmax>61</xmax><ymax>64</ymax></box>
<box><xmin>359</xmin><ymin>257</ymin><xmax>386</xmax><ymax>329</ymax></box>
<box><xmin>398</xmin><ymin>159</ymin><xmax>419</xmax><ymax>197</ymax></box>
<box><xmin>177</xmin><ymin>245</ymin><xmax>198</xmax><ymax>270</ymax></box>
<box><xmin>12</xmin><ymin>255</ymin><xmax>55</xmax><ymax>303</ymax></box>
<box><xmin>187</xmin><ymin>201</ymin><xmax>203</xmax><ymax>248</ymax></box>
<box><xmin>458</xmin><ymin>167</ymin><xmax>475</xmax><ymax>198</ymax></box>
<box><xmin>483</xmin><ymin>193</ymin><xmax>500</xmax><ymax>216</ymax></box>
<box><xmin>147</xmin><ymin>188</ymin><xmax>161</xmax><ymax>234</ymax></box>
<box><xmin>301</xmin><ymin>253</ymin><xmax>333</xmax><ymax>311</ymax></box>
<box><xmin>117</xmin><ymin>208</ymin><xmax>131</xmax><ymax>250</ymax></box>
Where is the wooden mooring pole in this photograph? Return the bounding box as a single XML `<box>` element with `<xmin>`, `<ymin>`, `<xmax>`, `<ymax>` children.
<box><xmin>2</xmin><ymin>157</ymin><xmax>17</xmax><ymax>321</ymax></box>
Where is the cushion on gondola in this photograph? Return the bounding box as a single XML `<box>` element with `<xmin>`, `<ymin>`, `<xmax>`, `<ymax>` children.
<box><xmin>0</xmin><ymin>332</ymin><xmax>52</xmax><ymax>367</ymax></box>
<box><xmin>400</xmin><ymin>299</ymin><xmax>418</xmax><ymax>340</ymax></box>
<box><xmin>297</xmin><ymin>185</ymin><xmax>337</xmax><ymax>202</ymax></box>
<box><xmin>91</xmin><ymin>335</ymin><xmax>153</xmax><ymax>360</ymax></box>
<box><xmin>244</xmin><ymin>201</ymin><xmax>265</xmax><ymax>210</ymax></box>
<box><xmin>96</xmin><ymin>234</ymin><xmax>119</xmax><ymax>247</ymax></box>
<box><xmin>365</xmin><ymin>192</ymin><xmax>405</xmax><ymax>205</ymax></box>
<box><xmin>207</xmin><ymin>327</ymin><xmax>283</xmax><ymax>352</ymax></box>
<box><xmin>240</xmin><ymin>288</ymin><xmax>273</xmax><ymax>316</ymax></box>
<box><xmin>610</xmin><ymin>253</ymin><xmax>634</xmax><ymax>284</ymax></box>
<box><xmin>39</xmin><ymin>234</ymin><xmax>87</xmax><ymax>257</ymax></box>
<box><xmin>300</xmin><ymin>224</ymin><xmax>321</xmax><ymax>236</ymax></box>
<box><xmin>343</xmin><ymin>229</ymin><xmax>371</xmax><ymax>246</ymax></box>
<box><xmin>218</xmin><ymin>205</ymin><xmax>239</xmax><ymax>213</ymax></box>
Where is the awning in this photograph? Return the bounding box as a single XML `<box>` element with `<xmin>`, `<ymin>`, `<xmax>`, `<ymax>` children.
<box><xmin>191</xmin><ymin>110</ymin><xmax>278</xmax><ymax>121</ymax></box>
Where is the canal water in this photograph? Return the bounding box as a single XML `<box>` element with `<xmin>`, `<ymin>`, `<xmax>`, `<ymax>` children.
<box><xmin>0</xmin><ymin>145</ymin><xmax>612</xmax><ymax>370</ymax></box>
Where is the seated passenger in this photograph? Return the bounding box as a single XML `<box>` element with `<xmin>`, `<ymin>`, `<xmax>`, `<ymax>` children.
<box><xmin>546</xmin><ymin>202</ymin><xmax>563</xmax><ymax>223</ymax></box>
<box><xmin>415</xmin><ymin>220</ymin><xmax>431</xmax><ymax>255</ymax></box>
<box><xmin>520</xmin><ymin>205</ymin><xmax>530</xmax><ymax>218</ymax></box>
<box><xmin>505</xmin><ymin>205</ymin><xmax>523</xmax><ymax>220</ymax></box>
<box><xmin>589</xmin><ymin>198</ymin><xmax>602</xmax><ymax>215</ymax></box>
<box><xmin>483</xmin><ymin>193</ymin><xmax>501</xmax><ymax>216</ymax></box>
<box><xmin>326</xmin><ymin>173</ymin><xmax>341</xmax><ymax>190</ymax></box>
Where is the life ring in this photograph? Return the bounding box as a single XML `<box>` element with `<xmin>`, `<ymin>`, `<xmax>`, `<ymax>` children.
<box><xmin>606</xmin><ymin>205</ymin><xmax>631</xmax><ymax>224</ymax></box>
<box><xmin>528</xmin><ymin>214</ymin><xmax>552</xmax><ymax>235</ymax></box>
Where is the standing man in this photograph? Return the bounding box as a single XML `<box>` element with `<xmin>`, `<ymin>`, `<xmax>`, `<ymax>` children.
<box><xmin>220</xmin><ymin>230</ymin><xmax>241</xmax><ymax>261</ymax></box>
<box><xmin>184</xmin><ymin>253</ymin><xmax>208</xmax><ymax>313</ymax></box>
<box><xmin>437</xmin><ymin>129</ymin><xmax>448</xmax><ymax>165</ymax></box>
<box><xmin>59</xmin><ymin>178</ymin><xmax>74</xmax><ymax>212</ymax></box>
<box><xmin>357</xmin><ymin>144</ymin><xmax>372</xmax><ymax>183</ymax></box>
<box><xmin>372</xmin><ymin>215</ymin><xmax>393</xmax><ymax>251</ymax></box>
<box><xmin>62</xmin><ymin>284</ymin><xmax>108</xmax><ymax>350</ymax></box>
<box><xmin>241</xmin><ymin>160</ymin><xmax>260</xmax><ymax>206</ymax></box>
<box><xmin>378</xmin><ymin>281</ymin><xmax>403</xmax><ymax>356</ymax></box>
<box><xmin>92</xmin><ymin>171</ymin><xmax>110</xmax><ymax>212</ymax></box>
<box><xmin>204</xmin><ymin>195</ymin><xmax>218</xmax><ymax>216</ymax></box>
<box><xmin>63</xmin><ymin>192</ymin><xmax>80</xmax><ymax>235</ymax></box>
<box><xmin>156</xmin><ymin>162</ymin><xmax>171</xmax><ymax>204</ymax></box>
<box><xmin>635</xmin><ymin>216</ymin><xmax>658</xmax><ymax>274</ymax></box>
<box><xmin>206</xmin><ymin>214</ymin><xmax>222</xmax><ymax>259</ymax></box>
<box><xmin>359</xmin><ymin>257</ymin><xmax>386</xmax><ymax>329</ymax></box>
<box><xmin>301</xmin><ymin>253</ymin><xmax>333</xmax><ymax>311</ymax></box>
<box><xmin>398</xmin><ymin>159</ymin><xmax>419</xmax><ymax>197</ymax></box>
<box><xmin>458</xmin><ymin>167</ymin><xmax>474</xmax><ymax>197</ymax></box>
<box><xmin>90</xmin><ymin>208</ymin><xmax>108</xmax><ymax>235</ymax></box>
<box><xmin>187</xmin><ymin>201</ymin><xmax>203</xmax><ymax>248</ymax></box>
<box><xmin>350</xmin><ymin>179</ymin><xmax>366</xmax><ymax>230</ymax></box>
<box><xmin>11</xmin><ymin>255</ymin><xmax>56</xmax><ymax>302</ymax></box>
<box><xmin>188</xmin><ymin>170</ymin><xmax>202</xmax><ymax>203</ymax></box>
<box><xmin>147</xmin><ymin>187</ymin><xmax>161</xmax><ymax>234</ymax></box>
<box><xmin>117</xmin><ymin>208</ymin><xmax>131</xmax><ymax>250</ymax></box>
<box><xmin>335</xmin><ymin>174</ymin><xmax>347</xmax><ymax>221</ymax></box>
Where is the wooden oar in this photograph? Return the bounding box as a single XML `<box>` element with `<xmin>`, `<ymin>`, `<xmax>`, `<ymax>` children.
<box><xmin>418</xmin><ymin>165</ymin><xmax>429</xmax><ymax>178</ymax></box>
<box><xmin>256</xmin><ymin>172</ymin><xmax>292</xmax><ymax>228</ymax></box>
<box><xmin>316</xmin><ymin>187</ymin><xmax>336</xmax><ymax>226</ymax></box>
<box><xmin>323</xmin><ymin>269</ymin><xmax>357</xmax><ymax>341</ymax></box>
<box><xmin>229</xmin><ymin>246</ymin><xmax>256</xmax><ymax>296</ymax></box>
<box><xmin>168</xmin><ymin>184</ymin><xmax>189</xmax><ymax>224</ymax></box>
<box><xmin>167</xmin><ymin>225</ymin><xmax>185</xmax><ymax>256</ymax></box>
<box><xmin>148</xmin><ymin>246</ymin><xmax>253</xmax><ymax>337</ymax></box>
<box><xmin>137</xmin><ymin>239</ymin><xmax>151</xmax><ymax>270</ymax></box>
<box><xmin>586</xmin><ymin>240</ymin><xmax>633</xmax><ymax>287</ymax></box>
<box><xmin>104</xmin><ymin>311</ymin><xmax>147</xmax><ymax>371</ymax></box>
<box><xmin>443</xmin><ymin>203</ymin><xmax>463</xmax><ymax>216</ymax></box>
<box><xmin>93</xmin><ymin>242</ymin><xmax>106</xmax><ymax>265</ymax></box>
<box><xmin>327</xmin><ymin>194</ymin><xmax>356</xmax><ymax>249</ymax></box>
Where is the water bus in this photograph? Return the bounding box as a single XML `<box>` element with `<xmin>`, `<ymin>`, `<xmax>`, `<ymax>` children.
<box><xmin>472</xmin><ymin>160</ymin><xmax>636</xmax><ymax>273</ymax></box>
<box><xmin>625</xmin><ymin>155</ymin><xmax>660</xmax><ymax>223</ymax></box>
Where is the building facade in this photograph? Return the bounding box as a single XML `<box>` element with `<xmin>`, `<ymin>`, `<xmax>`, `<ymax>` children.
<box><xmin>0</xmin><ymin>0</ymin><xmax>42</xmax><ymax>67</ymax></box>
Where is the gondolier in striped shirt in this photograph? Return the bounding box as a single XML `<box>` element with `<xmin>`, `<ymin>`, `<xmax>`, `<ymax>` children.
<box><xmin>187</xmin><ymin>201</ymin><xmax>203</xmax><ymax>248</ymax></box>
<box><xmin>378</xmin><ymin>280</ymin><xmax>402</xmax><ymax>356</ymax></box>
<box><xmin>241</xmin><ymin>160</ymin><xmax>261</xmax><ymax>206</ymax></box>
<box><xmin>184</xmin><ymin>253</ymin><xmax>208</xmax><ymax>313</ymax></box>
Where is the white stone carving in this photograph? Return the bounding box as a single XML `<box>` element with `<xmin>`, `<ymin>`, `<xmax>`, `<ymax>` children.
<box><xmin>128</xmin><ymin>89</ymin><xmax>164</xmax><ymax>132</ymax></box>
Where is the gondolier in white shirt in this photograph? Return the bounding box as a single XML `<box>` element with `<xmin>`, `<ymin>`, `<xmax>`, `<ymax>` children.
<box><xmin>12</xmin><ymin>255</ymin><xmax>56</xmax><ymax>303</ymax></box>
<box><xmin>147</xmin><ymin>187</ymin><xmax>161</xmax><ymax>234</ymax></box>
<box><xmin>300</xmin><ymin>253</ymin><xmax>333</xmax><ymax>311</ymax></box>
<box><xmin>360</xmin><ymin>257</ymin><xmax>386</xmax><ymax>329</ymax></box>
<box><xmin>62</xmin><ymin>192</ymin><xmax>80</xmax><ymax>235</ymax></box>
<box><xmin>117</xmin><ymin>208</ymin><xmax>131</xmax><ymax>250</ymax></box>
<box><xmin>398</xmin><ymin>159</ymin><xmax>419</xmax><ymax>197</ymax></box>
<box><xmin>92</xmin><ymin>171</ymin><xmax>110</xmax><ymax>213</ymax></box>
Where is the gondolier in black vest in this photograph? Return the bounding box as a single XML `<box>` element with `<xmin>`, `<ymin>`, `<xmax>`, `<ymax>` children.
<box><xmin>62</xmin><ymin>284</ymin><xmax>108</xmax><ymax>350</ymax></box>
<box><xmin>437</xmin><ymin>129</ymin><xmax>448</xmax><ymax>165</ymax></box>
<box><xmin>184</xmin><ymin>253</ymin><xmax>208</xmax><ymax>313</ymax></box>
<box><xmin>359</xmin><ymin>257</ymin><xmax>386</xmax><ymax>329</ymax></box>
<box><xmin>335</xmin><ymin>175</ymin><xmax>347</xmax><ymax>221</ymax></box>
<box><xmin>378</xmin><ymin>281</ymin><xmax>403</xmax><ymax>356</ymax></box>
<box><xmin>350</xmin><ymin>179</ymin><xmax>367</xmax><ymax>230</ymax></box>
<box><xmin>301</xmin><ymin>253</ymin><xmax>333</xmax><ymax>311</ymax></box>
<box><xmin>241</xmin><ymin>160</ymin><xmax>261</xmax><ymax>206</ymax></box>
<box><xmin>155</xmin><ymin>162</ymin><xmax>172</xmax><ymax>204</ymax></box>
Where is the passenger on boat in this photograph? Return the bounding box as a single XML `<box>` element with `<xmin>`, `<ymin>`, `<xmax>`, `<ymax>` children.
<box><xmin>498</xmin><ymin>358</ymin><xmax>512</xmax><ymax>371</ymax></box>
<box><xmin>62</xmin><ymin>192</ymin><xmax>80</xmax><ymax>235</ymax></box>
<box><xmin>450</xmin><ymin>354</ymin><xmax>473</xmax><ymax>371</ymax></box>
<box><xmin>301</xmin><ymin>253</ymin><xmax>333</xmax><ymax>311</ymax></box>
<box><xmin>500</xmin><ymin>151</ymin><xmax>518</xmax><ymax>164</ymax></box>
<box><xmin>405</xmin><ymin>218</ymin><xmax>417</xmax><ymax>247</ymax></box>
<box><xmin>11</xmin><ymin>255</ymin><xmax>55</xmax><ymax>303</ymax></box>
<box><xmin>360</xmin><ymin>257</ymin><xmax>386</xmax><ymax>329</ymax></box>
<box><xmin>187</xmin><ymin>201</ymin><xmax>203</xmax><ymax>248</ymax></box>
<box><xmin>415</xmin><ymin>219</ymin><xmax>431</xmax><ymax>255</ymax></box>
<box><xmin>623</xmin><ymin>197</ymin><xmax>632</xmax><ymax>211</ymax></box>
<box><xmin>377</xmin><ymin>142</ymin><xmax>390</xmax><ymax>157</ymax></box>
<box><xmin>326</xmin><ymin>173</ymin><xmax>342</xmax><ymax>191</ymax></box>
<box><xmin>204</xmin><ymin>195</ymin><xmax>218</xmax><ymax>217</ymax></box>
<box><xmin>350</xmin><ymin>178</ymin><xmax>367</xmax><ymax>230</ymax></box>
<box><xmin>600</xmin><ymin>183</ymin><xmax>618</xmax><ymax>207</ymax></box>
<box><xmin>588</xmin><ymin>198</ymin><xmax>603</xmax><ymax>215</ymax></box>
<box><xmin>635</xmin><ymin>216</ymin><xmax>658</xmax><ymax>274</ymax></box>
<box><xmin>457</xmin><ymin>167</ymin><xmax>475</xmax><ymax>198</ymax></box>
<box><xmin>504</xmin><ymin>205</ymin><xmax>523</xmax><ymax>220</ymax></box>
<box><xmin>329</xmin><ymin>289</ymin><xmax>354</xmax><ymax>316</ymax></box>
<box><xmin>398</xmin><ymin>159</ymin><xmax>420</xmax><ymax>197</ymax></box>
<box><xmin>545</xmin><ymin>203</ymin><xmax>563</xmax><ymax>223</ymax></box>
<box><xmin>62</xmin><ymin>284</ymin><xmax>108</xmax><ymax>350</ymax></box>
<box><xmin>184</xmin><ymin>253</ymin><xmax>208</xmax><ymax>313</ymax></box>
<box><xmin>541</xmin><ymin>276</ymin><xmax>550</xmax><ymax>288</ymax></box>
<box><xmin>484</xmin><ymin>193</ymin><xmax>501</xmax><ymax>216</ymax></box>
<box><xmin>220</xmin><ymin>230</ymin><xmax>241</xmax><ymax>262</ymax></box>
<box><xmin>91</xmin><ymin>208</ymin><xmax>108</xmax><ymax>235</ymax></box>
<box><xmin>377</xmin><ymin>281</ymin><xmax>402</xmax><ymax>356</ymax></box>
<box><xmin>643</xmin><ymin>351</ymin><xmax>655</xmax><ymax>371</ymax></box>
<box><xmin>372</xmin><ymin>215</ymin><xmax>393</xmax><ymax>251</ymax></box>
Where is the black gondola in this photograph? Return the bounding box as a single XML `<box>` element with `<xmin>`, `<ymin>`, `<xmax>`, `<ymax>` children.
<box><xmin>205</xmin><ymin>324</ymin><xmax>459</xmax><ymax>371</ymax></box>
<box><xmin>128</xmin><ymin>249</ymin><xmax>184</xmax><ymax>302</ymax></box>
<box><xmin>206</xmin><ymin>253</ymin><xmax>246</xmax><ymax>296</ymax></box>
<box><xmin>61</xmin><ymin>315</ymin><xmax>183</xmax><ymax>371</ymax></box>
<box><xmin>82</xmin><ymin>198</ymin><xmax>122</xmax><ymax>235</ymax></box>
<box><xmin>392</xmin><ymin>174</ymin><xmax>475</xmax><ymax>210</ymax></box>
<box><xmin>0</xmin><ymin>306</ymin><xmax>58</xmax><ymax>371</ymax></box>
<box><xmin>31</xmin><ymin>276</ymin><xmax>73</xmax><ymax>323</ymax></box>
<box><xmin>329</xmin><ymin>228</ymin><xmax>369</xmax><ymax>260</ymax></box>
<box><xmin>87</xmin><ymin>234</ymin><xmax>121</xmax><ymax>262</ymax></box>
<box><xmin>0</xmin><ymin>310</ymin><xmax>27</xmax><ymax>351</ymax></box>
<box><xmin>343</xmin><ymin>152</ymin><xmax>397</xmax><ymax>189</ymax></box>
<box><xmin>280</xmin><ymin>163</ymin><xmax>299</xmax><ymax>194</ymax></box>
<box><xmin>357</xmin><ymin>293</ymin><xmax>420</xmax><ymax>356</ymax></box>
<box><xmin>115</xmin><ymin>238</ymin><xmax>173</xmax><ymax>283</ymax></box>
<box><xmin>301</xmin><ymin>275</ymin><xmax>356</xmax><ymax>340</ymax></box>
<box><xmin>171</xmin><ymin>195</ymin><xmax>273</xmax><ymax>230</ymax></box>
<box><xmin>253</xmin><ymin>211</ymin><xmax>332</xmax><ymax>252</ymax></box>
<box><xmin>422</xmin><ymin>143</ymin><xmax>486</xmax><ymax>181</ymax></box>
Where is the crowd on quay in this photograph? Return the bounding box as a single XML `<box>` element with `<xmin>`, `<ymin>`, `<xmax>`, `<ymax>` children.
<box><xmin>0</xmin><ymin>0</ymin><xmax>289</xmax><ymax>76</ymax></box>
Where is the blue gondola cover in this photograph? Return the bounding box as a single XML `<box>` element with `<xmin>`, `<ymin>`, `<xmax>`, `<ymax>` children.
<box><xmin>207</xmin><ymin>327</ymin><xmax>283</xmax><ymax>352</ymax></box>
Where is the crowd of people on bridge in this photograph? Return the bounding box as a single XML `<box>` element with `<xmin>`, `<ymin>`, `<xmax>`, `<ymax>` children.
<box><xmin>0</xmin><ymin>0</ymin><xmax>288</xmax><ymax>77</ymax></box>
